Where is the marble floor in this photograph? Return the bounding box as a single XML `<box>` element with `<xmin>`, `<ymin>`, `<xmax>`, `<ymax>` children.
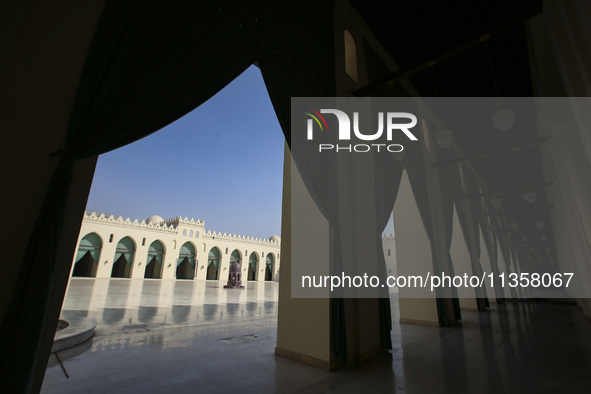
<box><xmin>42</xmin><ymin>278</ymin><xmax>591</xmax><ymax>393</ymax></box>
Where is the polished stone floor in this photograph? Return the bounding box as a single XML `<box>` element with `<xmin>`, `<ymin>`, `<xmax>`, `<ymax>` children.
<box><xmin>42</xmin><ymin>278</ymin><xmax>591</xmax><ymax>393</ymax></box>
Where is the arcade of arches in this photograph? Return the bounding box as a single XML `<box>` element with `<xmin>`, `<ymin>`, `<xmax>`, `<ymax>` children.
<box><xmin>70</xmin><ymin>212</ymin><xmax>284</xmax><ymax>282</ymax></box>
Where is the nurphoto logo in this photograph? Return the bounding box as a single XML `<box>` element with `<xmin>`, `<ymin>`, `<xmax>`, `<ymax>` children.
<box><xmin>304</xmin><ymin>107</ymin><xmax>418</xmax><ymax>153</ymax></box>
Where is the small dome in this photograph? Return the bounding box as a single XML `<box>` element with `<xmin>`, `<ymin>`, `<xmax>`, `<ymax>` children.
<box><xmin>146</xmin><ymin>215</ymin><xmax>165</xmax><ymax>225</ymax></box>
<box><xmin>269</xmin><ymin>235</ymin><xmax>281</xmax><ymax>243</ymax></box>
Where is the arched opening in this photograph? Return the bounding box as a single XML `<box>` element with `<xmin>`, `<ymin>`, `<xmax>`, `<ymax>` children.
<box><xmin>265</xmin><ymin>253</ymin><xmax>275</xmax><ymax>281</ymax></box>
<box><xmin>248</xmin><ymin>252</ymin><xmax>258</xmax><ymax>281</ymax></box>
<box><xmin>111</xmin><ymin>236</ymin><xmax>135</xmax><ymax>278</ymax></box>
<box><xmin>52</xmin><ymin>65</ymin><xmax>283</xmax><ymax>383</ymax></box>
<box><xmin>176</xmin><ymin>242</ymin><xmax>196</xmax><ymax>280</ymax></box>
<box><xmin>15</xmin><ymin>28</ymin><xmax>290</xmax><ymax>388</ymax></box>
<box><xmin>207</xmin><ymin>247</ymin><xmax>221</xmax><ymax>280</ymax></box>
<box><xmin>72</xmin><ymin>232</ymin><xmax>102</xmax><ymax>277</ymax></box>
<box><xmin>144</xmin><ymin>240</ymin><xmax>165</xmax><ymax>279</ymax></box>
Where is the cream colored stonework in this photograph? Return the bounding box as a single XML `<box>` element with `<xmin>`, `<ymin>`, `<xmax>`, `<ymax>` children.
<box><xmin>71</xmin><ymin>212</ymin><xmax>281</xmax><ymax>281</ymax></box>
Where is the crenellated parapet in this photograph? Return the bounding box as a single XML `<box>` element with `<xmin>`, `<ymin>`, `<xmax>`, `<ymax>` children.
<box><xmin>83</xmin><ymin>211</ymin><xmax>178</xmax><ymax>234</ymax></box>
<box><xmin>83</xmin><ymin>211</ymin><xmax>278</xmax><ymax>245</ymax></box>
<box><xmin>76</xmin><ymin>211</ymin><xmax>281</xmax><ymax>281</ymax></box>
<box><xmin>163</xmin><ymin>216</ymin><xmax>205</xmax><ymax>228</ymax></box>
<box><xmin>202</xmin><ymin>230</ymin><xmax>281</xmax><ymax>246</ymax></box>
<box><xmin>382</xmin><ymin>233</ymin><xmax>395</xmax><ymax>241</ymax></box>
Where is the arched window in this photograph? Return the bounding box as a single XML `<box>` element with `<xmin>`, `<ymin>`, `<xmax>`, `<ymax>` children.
<box><xmin>182</xmin><ymin>229</ymin><xmax>187</xmax><ymax>237</ymax></box>
<box><xmin>344</xmin><ymin>30</ymin><xmax>358</xmax><ymax>82</ymax></box>
<box><xmin>176</xmin><ymin>242</ymin><xmax>196</xmax><ymax>280</ymax></box>
<box><xmin>72</xmin><ymin>233</ymin><xmax>102</xmax><ymax>277</ymax></box>
<box><xmin>189</xmin><ymin>230</ymin><xmax>193</xmax><ymax>237</ymax></box>
<box><xmin>145</xmin><ymin>240</ymin><xmax>165</xmax><ymax>279</ymax></box>
<box><xmin>111</xmin><ymin>236</ymin><xmax>135</xmax><ymax>278</ymax></box>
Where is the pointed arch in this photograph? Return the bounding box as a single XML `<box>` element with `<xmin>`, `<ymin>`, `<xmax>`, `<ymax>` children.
<box><xmin>72</xmin><ymin>232</ymin><xmax>102</xmax><ymax>277</ymax></box>
<box><xmin>144</xmin><ymin>240</ymin><xmax>165</xmax><ymax>279</ymax></box>
<box><xmin>207</xmin><ymin>247</ymin><xmax>221</xmax><ymax>280</ymax></box>
<box><xmin>248</xmin><ymin>251</ymin><xmax>259</xmax><ymax>281</ymax></box>
<box><xmin>111</xmin><ymin>236</ymin><xmax>136</xmax><ymax>278</ymax></box>
<box><xmin>230</xmin><ymin>249</ymin><xmax>242</xmax><ymax>265</ymax></box>
<box><xmin>176</xmin><ymin>241</ymin><xmax>196</xmax><ymax>279</ymax></box>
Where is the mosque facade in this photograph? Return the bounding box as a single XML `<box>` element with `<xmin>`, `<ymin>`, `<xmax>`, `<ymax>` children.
<box><xmin>70</xmin><ymin>211</ymin><xmax>397</xmax><ymax>284</ymax></box>
<box><xmin>70</xmin><ymin>212</ymin><xmax>282</xmax><ymax>282</ymax></box>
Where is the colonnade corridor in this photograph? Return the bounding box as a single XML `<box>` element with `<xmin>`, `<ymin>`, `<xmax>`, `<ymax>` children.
<box><xmin>42</xmin><ymin>279</ymin><xmax>591</xmax><ymax>393</ymax></box>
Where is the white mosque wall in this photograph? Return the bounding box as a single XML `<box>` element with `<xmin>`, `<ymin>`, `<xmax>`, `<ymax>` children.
<box><xmin>70</xmin><ymin>212</ymin><xmax>281</xmax><ymax>282</ymax></box>
<box><xmin>71</xmin><ymin>211</ymin><xmax>397</xmax><ymax>285</ymax></box>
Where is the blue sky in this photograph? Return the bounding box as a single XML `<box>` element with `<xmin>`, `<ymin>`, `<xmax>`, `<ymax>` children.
<box><xmin>86</xmin><ymin>66</ymin><xmax>285</xmax><ymax>239</ymax></box>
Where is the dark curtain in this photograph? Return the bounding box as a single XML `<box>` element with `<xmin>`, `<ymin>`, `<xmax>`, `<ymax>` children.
<box><xmin>498</xmin><ymin>235</ymin><xmax>518</xmax><ymax>298</ymax></box>
<box><xmin>206</xmin><ymin>262</ymin><xmax>218</xmax><ymax>281</ymax></box>
<box><xmin>433</xmin><ymin>135</ymin><xmax>463</xmax><ymax>321</ymax></box>
<box><xmin>363</xmin><ymin>39</ymin><xmax>411</xmax><ymax>350</ymax></box>
<box><xmin>257</xmin><ymin>1</ymin><xmax>348</xmax><ymax>363</ymax></box>
<box><xmin>476</xmin><ymin>196</ymin><xmax>505</xmax><ymax>301</ymax></box>
<box><xmin>1</xmin><ymin>0</ymin><xmax>410</xmax><ymax>387</ymax></box>
<box><xmin>144</xmin><ymin>256</ymin><xmax>160</xmax><ymax>279</ymax></box>
<box><xmin>72</xmin><ymin>250</ymin><xmax>95</xmax><ymax>277</ymax></box>
<box><xmin>405</xmin><ymin>131</ymin><xmax>455</xmax><ymax>326</ymax></box>
<box><xmin>453</xmin><ymin>166</ymin><xmax>489</xmax><ymax>310</ymax></box>
<box><xmin>0</xmin><ymin>1</ymin><xmax>260</xmax><ymax>390</ymax></box>
<box><xmin>370</xmin><ymin>79</ymin><xmax>462</xmax><ymax>325</ymax></box>
<box><xmin>374</xmin><ymin>153</ymin><xmax>406</xmax><ymax>348</ymax></box>
<box><xmin>111</xmin><ymin>255</ymin><xmax>130</xmax><ymax>278</ymax></box>
<box><xmin>176</xmin><ymin>258</ymin><xmax>194</xmax><ymax>280</ymax></box>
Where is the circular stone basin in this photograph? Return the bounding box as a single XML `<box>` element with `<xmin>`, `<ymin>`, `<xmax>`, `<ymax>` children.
<box><xmin>56</xmin><ymin>320</ymin><xmax>70</xmax><ymax>332</ymax></box>
<box><xmin>52</xmin><ymin>317</ymin><xmax>96</xmax><ymax>353</ymax></box>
